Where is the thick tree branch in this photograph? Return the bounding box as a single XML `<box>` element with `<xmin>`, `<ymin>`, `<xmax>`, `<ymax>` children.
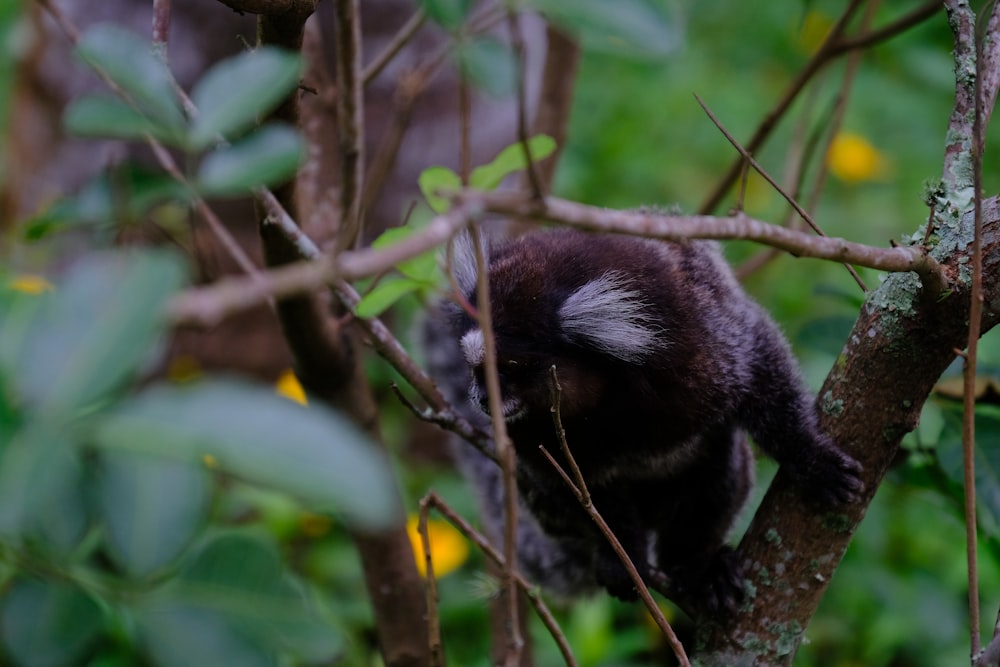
<box><xmin>249</xmin><ymin>5</ymin><xmax>430</xmax><ymax>667</ymax></box>
<box><xmin>464</xmin><ymin>190</ymin><xmax>945</xmax><ymax>281</ymax></box>
<box><xmin>695</xmin><ymin>197</ymin><xmax>1000</xmax><ymax>665</ymax></box>
<box><xmin>168</xmin><ymin>191</ymin><xmax>950</xmax><ymax>329</ymax></box>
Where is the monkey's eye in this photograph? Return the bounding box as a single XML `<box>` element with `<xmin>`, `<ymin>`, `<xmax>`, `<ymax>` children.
<box><xmin>497</xmin><ymin>359</ymin><xmax>522</xmax><ymax>374</ymax></box>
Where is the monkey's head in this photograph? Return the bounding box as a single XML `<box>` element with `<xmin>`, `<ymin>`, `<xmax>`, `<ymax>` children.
<box><xmin>449</xmin><ymin>230</ymin><xmax>668</xmax><ymax>426</ymax></box>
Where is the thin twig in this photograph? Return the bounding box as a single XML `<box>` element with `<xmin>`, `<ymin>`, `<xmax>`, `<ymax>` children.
<box><xmin>250</xmin><ymin>192</ymin><xmax>496</xmax><ymax>459</ymax></box>
<box><xmin>541</xmin><ymin>369</ymin><xmax>690</xmax><ymax>665</ymax></box>
<box><xmin>39</xmin><ymin>0</ymin><xmax>263</xmax><ymax>281</ymax></box>
<box><xmin>152</xmin><ymin>0</ymin><xmax>171</xmax><ymax>59</ymax></box>
<box><xmin>335</xmin><ymin>280</ymin><xmax>496</xmax><ymax>461</ymax></box>
<box><xmin>980</xmin><ymin>2</ymin><xmax>1000</xmax><ymax>133</ymax></box>
<box><xmin>361</xmin><ymin>67</ymin><xmax>428</xmax><ymax>217</ymax></box>
<box><xmin>422</xmin><ymin>493</ymin><xmax>578</xmax><ymax>667</ymax></box>
<box><xmin>507</xmin><ymin>9</ymin><xmax>544</xmax><ymax>200</ymax></box>
<box><xmin>827</xmin><ymin>0</ymin><xmax>941</xmax><ymax>57</ymax></box>
<box><xmin>332</xmin><ymin>0</ymin><xmax>365</xmax><ymax>250</ymax></box>
<box><xmin>362</xmin><ymin>8</ymin><xmax>427</xmax><ymax>85</ymax></box>
<box><xmin>536</xmin><ymin>447</ymin><xmax>690</xmax><ymax>667</ymax></box>
<box><xmin>547</xmin><ymin>367</ymin><xmax>589</xmax><ymax>505</ymax></box>
<box><xmin>695</xmin><ymin>94</ymin><xmax>868</xmax><ymax>292</ymax></box>
<box><xmin>698</xmin><ymin>0</ymin><xmax>866</xmax><ymax>214</ymax></box>
<box><xmin>958</xmin><ymin>0</ymin><xmax>986</xmax><ymax>656</ymax></box>
<box><xmin>469</xmin><ymin>225</ymin><xmax>523</xmax><ymax>667</ymax></box>
<box><xmin>519</xmin><ymin>23</ymin><xmax>579</xmax><ymax>198</ymax></box>
<box><xmin>418</xmin><ymin>498</ymin><xmax>446</xmax><ymax>667</ymax></box>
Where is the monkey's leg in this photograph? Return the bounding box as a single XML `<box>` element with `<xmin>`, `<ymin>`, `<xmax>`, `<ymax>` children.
<box><xmin>740</xmin><ymin>319</ymin><xmax>863</xmax><ymax>505</ymax></box>
<box><xmin>650</xmin><ymin>432</ymin><xmax>752</xmax><ymax>613</ymax></box>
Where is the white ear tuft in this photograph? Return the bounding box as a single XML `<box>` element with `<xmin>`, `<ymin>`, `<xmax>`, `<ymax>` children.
<box><xmin>460</xmin><ymin>328</ymin><xmax>486</xmax><ymax>367</ymax></box>
<box><xmin>558</xmin><ymin>272</ymin><xmax>665</xmax><ymax>363</ymax></box>
<box><xmin>449</xmin><ymin>231</ymin><xmax>486</xmax><ymax>297</ymax></box>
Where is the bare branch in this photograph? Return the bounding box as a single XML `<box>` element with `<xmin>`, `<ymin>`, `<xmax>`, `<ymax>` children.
<box><xmin>694</xmin><ymin>94</ymin><xmax>868</xmax><ymax>292</ymax></box>
<box><xmin>524</xmin><ymin>24</ymin><xmax>579</xmax><ymax>195</ymax></box>
<box><xmin>464</xmin><ymin>190</ymin><xmax>945</xmax><ymax>279</ymax></box>
<box><xmin>547</xmin><ymin>367</ymin><xmax>589</xmax><ymax>505</ymax></box>
<box><xmin>152</xmin><ymin>0</ymin><xmax>171</xmax><ymax>58</ymax></box>
<box><xmin>417</xmin><ymin>499</ymin><xmax>445</xmax><ymax>667</ymax></box>
<box><xmin>507</xmin><ymin>10</ymin><xmax>543</xmax><ymax>200</ymax></box>
<box><xmin>827</xmin><ymin>0</ymin><xmax>941</xmax><ymax>57</ymax></box>
<box><xmin>39</xmin><ymin>0</ymin><xmax>263</xmax><ymax>281</ymax></box>
<box><xmin>698</xmin><ymin>0</ymin><xmax>865</xmax><ymax>214</ymax></box>
<box><xmin>468</xmin><ymin>225</ymin><xmax>524</xmax><ymax>666</ymax></box>
<box><xmin>980</xmin><ymin>3</ymin><xmax>1000</xmax><ymax>132</ymax></box>
<box><xmin>422</xmin><ymin>493</ymin><xmax>578</xmax><ymax>667</ymax></box>
<box><xmin>943</xmin><ymin>0</ymin><xmax>978</xmax><ymax>195</ymax></box>
<box><xmin>332</xmin><ymin>0</ymin><xmax>365</xmax><ymax>250</ymax></box>
<box><xmin>948</xmin><ymin>0</ymin><xmax>987</xmax><ymax>655</ymax></box>
<box><xmin>169</xmin><ymin>188</ymin><xmax>952</xmax><ymax>330</ymax></box>
<box><xmin>362</xmin><ymin>8</ymin><xmax>427</xmax><ymax>85</ymax></box>
<box><xmin>536</xmin><ymin>445</ymin><xmax>690</xmax><ymax>667</ymax></box>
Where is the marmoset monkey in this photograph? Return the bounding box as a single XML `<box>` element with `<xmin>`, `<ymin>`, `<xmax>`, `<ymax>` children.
<box><xmin>423</xmin><ymin>228</ymin><xmax>863</xmax><ymax>611</ymax></box>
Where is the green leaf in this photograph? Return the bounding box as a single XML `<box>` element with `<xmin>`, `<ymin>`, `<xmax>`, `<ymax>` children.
<box><xmin>470</xmin><ymin>135</ymin><xmax>557</xmax><ymax>190</ymax></box>
<box><xmin>197</xmin><ymin>125</ymin><xmax>303</xmax><ymax>197</ymax></box>
<box><xmin>0</xmin><ymin>578</ymin><xmax>103</xmax><ymax>667</ymax></box>
<box><xmin>418</xmin><ymin>166</ymin><xmax>462</xmax><ymax>213</ymax></box>
<box><xmin>22</xmin><ymin>165</ymin><xmax>192</xmax><ymax>240</ymax></box>
<box><xmin>0</xmin><ymin>424</ymin><xmax>89</xmax><ymax>554</ymax></box>
<box><xmin>1</xmin><ymin>249</ymin><xmax>187</xmax><ymax>416</ymax></box>
<box><xmin>525</xmin><ymin>0</ymin><xmax>679</xmax><ymax>58</ymax></box>
<box><xmin>420</xmin><ymin>0</ymin><xmax>474</xmax><ymax>29</ymax></box>
<box><xmin>371</xmin><ymin>227</ymin><xmax>439</xmax><ymax>282</ymax></box>
<box><xmin>455</xmin><ymin>37</ymin><xmax>517</xmax><ymax>97</ymax></box>
<box><xmin>136</xmin><ymin>601</ymin><xmax>273</xmax><ymax>667</ymax></box>
<box><xmin>92</xmin><ymin>379</ymin><xmax>402</xmax><ymax>530</ymax></box>
<box><xmin>64</xmin><ymin>94</ymin><xmax>183</xmax><ymax>145</ymax></box>
<box><xmin>98</xmin><ymin>449</ymin><xmax>212</xmax><ymax>578</ymax></box>
<box><xmin>355</xmin><ymin>277</ymin><xmax>422</xmax><ymax>319</ymax></box>
<box><xmin>76</xmin><ymin>24</ymin><xmax>186</xmax><ymax>132</ymax></box>
<box><xmin>936</xmin><ymin>403</ymin><xmax>1000</xmax><ymax>538</ymax></box>
<box><xmin>136</xmin><ymin>532</ymin><xmax>341</xmax><ymax>666</ymax></box>
<box><xmin>796</xmin><ymin>315</ymin><xmax>856</xmax><ymax>357</ymax></box>
<box><xmin>189</xmin><ymin>48</ymin><xmax>302</xmax><ymax>149</ymax></box>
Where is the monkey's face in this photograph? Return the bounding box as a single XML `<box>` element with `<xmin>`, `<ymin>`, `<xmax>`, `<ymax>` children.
<box><xmin>458</xmin><ymin>326</ymin><xmax>605</xmax><ymax>425</ymax></box>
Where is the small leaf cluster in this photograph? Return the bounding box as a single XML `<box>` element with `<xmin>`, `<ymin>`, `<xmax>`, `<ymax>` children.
<box><xmin>354</xmin><ymin>134</ymin><xmax>555</xmax><ymax>318</ymax></box>
<box><xmin>0</xmin><ymin>251</ymin><xmax>401</xmax><ymax>665</ymax></box>
<box><xmin>28</xmin><ymin>24</ymin><xmax>304</xmax><ymax>241</ymax></box>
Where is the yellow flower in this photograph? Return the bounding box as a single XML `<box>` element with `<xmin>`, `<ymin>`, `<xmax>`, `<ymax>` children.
<box><xmin>826</xmin><ymin>132</ymin><xmax>889</xmax><ymax>184</ymax></box>
<box><xmin>275</xmin><ymin>369</ymin><xmax>308</xmax><ymax>405</ymax></box>
<box><xmin>8</xmin><ymin>274</ymin><xmax>53</xmax><ymax>295</ymax></box>
<box><xmin>299</xmin><ymin>511</ymin><xmax>333</xmax><ymax>538</ymax></box>
<box><xmin>202</xmin><ymin>453</ymin><xmax>219</xmax><ymax>469</ymax></box>
<box><xmin>167</xmin><ymin>355</ymin><xmax>202</xmax><ymax>383</ymax></box>
<box><xmin>406</xmin><ymin>514</ymin><xmax>470</xmax><ymax>577</ymax></box>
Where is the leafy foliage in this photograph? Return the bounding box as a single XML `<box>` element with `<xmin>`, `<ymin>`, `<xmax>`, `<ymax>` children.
<box><xmin>0</xmin><ymin>23</ymin><xmax>400</xmax><ymax>665</ymax></box>
<box><xmin>354</xmin><ymin>134</ymin><xmax>556</xmax><ymax>318</ymax></box>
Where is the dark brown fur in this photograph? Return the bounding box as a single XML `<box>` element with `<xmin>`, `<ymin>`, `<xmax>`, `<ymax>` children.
<box><xmin>425</xmin><ymin>228</ymin><xmax>863</xmax><ymax>611</ymax></box>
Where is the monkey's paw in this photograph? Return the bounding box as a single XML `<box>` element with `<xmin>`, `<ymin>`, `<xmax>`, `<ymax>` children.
<box><xmin>664</xmin><ymin>546</ymin><xmax>745</xmax><ymax>615</ymax></box>
<box><xmin>595</xmin><ymin>554</ymin><xmax>642</xmax><ymax>602</ymax></box>
<box><xmin>786</xmin><ymin>438</ymin><xmax>864</xmax><ymax>506</ymax></box>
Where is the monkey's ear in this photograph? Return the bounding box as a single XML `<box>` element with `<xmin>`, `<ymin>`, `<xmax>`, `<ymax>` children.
<box><xmin>448</xmin><ymin>230</ymin><xmax>489</xmax><ymax>297</ymax></box>
<box><xmin>558</xmin><ymin>272</ymin><xmax>665</xmax><ymax>363</ymax></box>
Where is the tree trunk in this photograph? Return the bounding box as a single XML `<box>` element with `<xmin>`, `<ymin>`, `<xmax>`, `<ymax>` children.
<box><xmin>695</xmin><ymin>197</ymin><xmax>1000</xmax><ymax>664</ymax></box>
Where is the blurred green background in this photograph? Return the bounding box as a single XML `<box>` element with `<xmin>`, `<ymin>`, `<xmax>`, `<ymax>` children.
<box><xmin>4</xmin><ymin>0</ymin><xmax>1000</xmax><ymax>665</ymax></box>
